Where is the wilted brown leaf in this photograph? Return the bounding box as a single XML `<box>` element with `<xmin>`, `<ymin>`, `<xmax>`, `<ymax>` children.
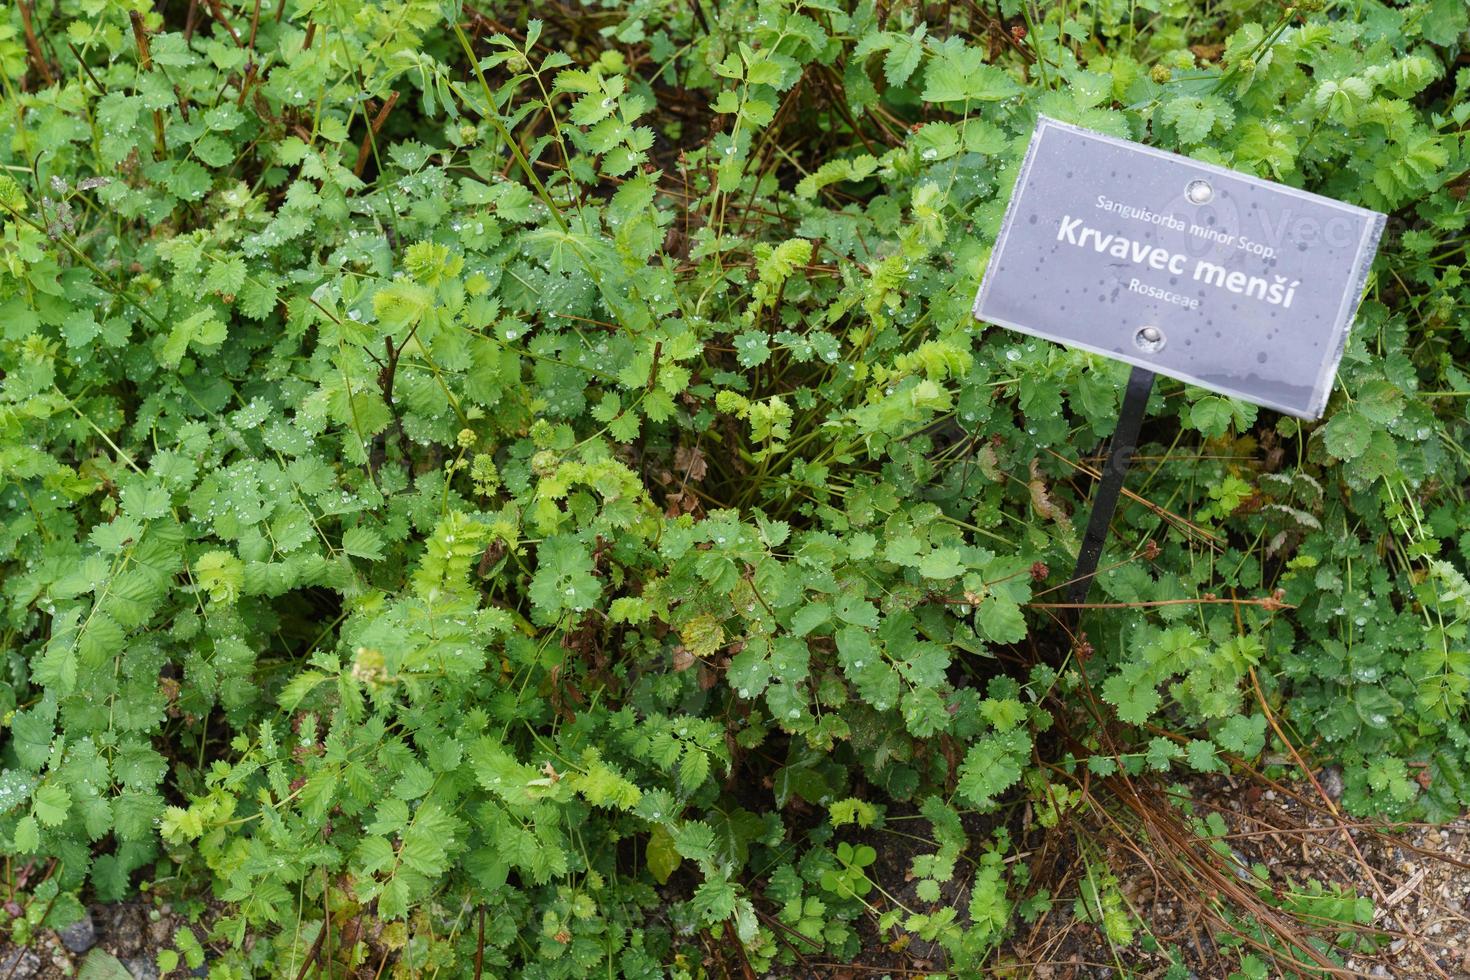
<box><xmin>674</xmin><ymin>443</ymin><xmax>708</xmax><ymax>482</ymax></box>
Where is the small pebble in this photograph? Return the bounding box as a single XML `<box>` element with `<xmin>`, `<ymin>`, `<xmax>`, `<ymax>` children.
<box><xmin>0</xmin><ymin>949</ymin><xmax>42</xmax><ymax>980</ymax></box>
<box><xmin>1318</xmin><ymin>765</ymin><xmax>1344</xmax><ymax>802</ymax></box>
<box><xmin>146</xmin><ymin>917</ymin><xmax>172</xmax><ymax>944</ymax></box>
<box><xmin>105</xmin><ymin>906</ymin><xmax>145</xmax><ymax>957</ymax></box>
<box><xmin>125</xmin><ymin>956</ymin><xmax>161</xmax><ymax>980</ymax></box>
<box><xmin>58</xmin><ymin>912</ymin><xmax>98</xmax><ymax>953</ymax></box>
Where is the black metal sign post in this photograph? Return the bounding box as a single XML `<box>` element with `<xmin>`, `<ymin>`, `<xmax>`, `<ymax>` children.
<box><xmin>1067</xmin><ymin>365</ymin><xmax>1155</xmax><ymax>607</ymax></box>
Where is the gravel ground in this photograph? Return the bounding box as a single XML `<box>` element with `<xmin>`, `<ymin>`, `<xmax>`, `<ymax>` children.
<box><xmin>0</xmin><ymin>899</ymin><xmax>193</xmax><ymax>980</ymax></box>
<box><xmin>1006</xmin><ymin>773</ymin><xmax>1470</xmax><ymax>978</ymax></box>
<box><xmin>1201</xmin><ymin>773</ymin><xmax>1470</xmax><ymax>978</ymax></box>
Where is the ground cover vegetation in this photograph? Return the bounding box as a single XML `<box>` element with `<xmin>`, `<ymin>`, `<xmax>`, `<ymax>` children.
<box><xmin>1</xmin><ymin>0</ymin><xmax>1469</xmax><ymax>975</ymax></box>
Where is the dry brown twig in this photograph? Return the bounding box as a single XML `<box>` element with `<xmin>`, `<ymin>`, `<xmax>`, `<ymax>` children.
<box><xmin>1248</xmin><ymin>666</ymin><xmax>1454</xmax><ymax>979</ymax></box>
<box><xmin>1008</xmin><ymin>649</ymin><xmax>1463</xmax><ymax>979</ymax></box>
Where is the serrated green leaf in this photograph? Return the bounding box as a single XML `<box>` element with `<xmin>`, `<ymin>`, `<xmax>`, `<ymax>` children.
<box><xmin>13</xmin><ymin>814</ymin><xmax>40</xmax><ymax>853</ymax></box>
<box><xmin>671</xmin><ymin>819</ymin><xmax>718</xmax><ymax>862</ymax></box>
<box><xmin>922</xmin><ymin>46</ymin><xmax>1019</xmax><ymax>104</ymax></box>
<box><xmin>34</xmin><ymin>783</ymin><xmax>71</xmax><ymax>826</ymax></box>
<box><xmin>342</xmin><ymin>526</ymin><xmax>386</xmax><ymax>561</ymax></box>
<box><xmin>1322</xmin><ymin>411</ymin><xmax>1372</xmax><ymax>460</ymax></box>
<box><xmin>956</xmin><ymin>731</ymin><xmax>1028</xmax><ymax>809</ymax></box>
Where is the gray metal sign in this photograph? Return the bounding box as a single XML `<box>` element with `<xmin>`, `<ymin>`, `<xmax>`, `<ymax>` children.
<box><xmin>974</xmin><ymin>116</ymin><xmax>1385</xmax><ymax>419</ymax></box>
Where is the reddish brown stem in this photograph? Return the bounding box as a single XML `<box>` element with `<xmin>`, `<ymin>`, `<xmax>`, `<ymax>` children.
<box><xmin>18</xmin><ymin>0</ymin><xmax>54</xmax><ymax>88</ymax></box>
<box><xmin>236</xmin><ymin>62</ymin><xmax>257</xmax><ymax>110</ymax></box>
<box><xmin>204</xmin><ymin>0</ymin><xmax>244</xmax><ymax>45</ymax></box>
<box><xmin>128</xmin><ymin>12</ymin><xmax>169</xmax><ymax>160</ymax></box>
<box><xmin>184</xmin><ymin>0</ymin><xmax>201</xmax><ymax>41</ymax></box>
<box><xmin>292</xmin><ymin>922</ymin><xmax>327</xmax><ymax>980</ymax></box>
<box><xmin>353</xmin><ymin>91</ymin><xmax>399</xmax><ymax>178</ymax></box>
<box><xmin>248</xmin><ymin>0</ymin><xmax>264</xmax><ymax>50</ymax></box>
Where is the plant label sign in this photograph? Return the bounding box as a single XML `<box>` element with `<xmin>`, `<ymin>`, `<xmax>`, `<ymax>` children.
<box><xmin>973</xmin><ymin>116</ymin><xmax>1385</xmax><ymax>419</ymax></box>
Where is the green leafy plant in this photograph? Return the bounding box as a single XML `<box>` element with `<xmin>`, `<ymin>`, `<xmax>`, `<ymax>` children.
<box><xmin>1</xmin><ymin>0</ymin><xmax>1467</xmax><ymax>975</ymax></box>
